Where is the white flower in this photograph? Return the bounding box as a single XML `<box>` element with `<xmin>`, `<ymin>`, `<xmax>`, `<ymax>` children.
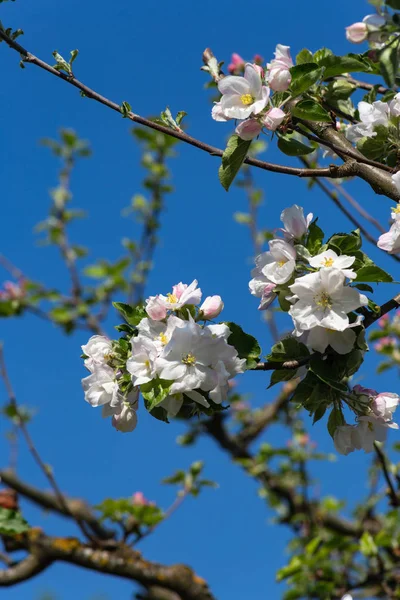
<box><xmin>363</xmin><ymin>13</ymin><xmax>386</xmax><ymax>29</ymax></box>
<box><xmin>145</xmin><ymin>295</ymin><xmax>167</xmax><ymax>321</ymax></box>
<box><xmin>215</xmin><ymin>63</ymin><xmax>269</xmax><ymax>121</ymax></box>
<box><xmin>305</xmin><ymin>324</ymin><xmax>357</xmax><ymax>354</ymax></box>
<box><xmin>371</xmin><ymin>392</ymin><xmax>400</xmax><ymax>427</ymax></box>
<box><xmin>308</xmin><ymin>249</ymin><xmax>356</xmax><ymax>279</ymax></box>
<box><xmin>82</xmin><ymin>335</ymin><xmax>113</xmax><ymax>371</ymax></box>
<box><xmin>377</xmin><ymin>220</ymin><xmax>400</xmax><ymax>254</ymax></box>
<box><xmin>126</xmin><ymin>336</ymin><xmax>158</xmax><ymax>386</ymax></box>
<box><xmin>199</xmin><ymin>296</ymin><xmax>224</xmax><ymax>320</ymax></box>
<box><xmin>155</xmin><ymin>321</ymin><xmax>219</xmax><ymax>395</ymax></box>
<box><xmin>255</xmin><ymin>239</ymin><xmax>297</xmax><ymax>285</ymax></box>
<box><xmin>280</xmin><ymin>205</ymin><xmax>313</xmax><ymax>241</ymax></box>
<box><xmin>235</xmin><ymin>119</ymin><xmax>263</xmax><ymax>140</ymax></box>
<box><xmin>211</xmin><ymin>102</ymin><xmax>229</xmax><ymax>122</ymax></box>
<box><xmin>205</xmin><ymin>322</ymin><xmax>231</xmax><ymax>340</ymax></box>
<box><xmin>346</xmin><ymin>100</ymin><xmax>389</xmax><ymax>142</ymax></box>
<box><xmin>355</xmin><ymin>417</ymin><xmax>388</xmax><ymax>452</ymax></box>
<box><xmin>137</xmin><ymin>315</ymin><xmax>184</xmax><ymax>352</ymax></box>
<box><xmin>334</xmin><ymin>425</ymin><xmax>361</xmax><ymax>455</ymax></box>
<box><xmin>82</xmin><ymin>365</ymin><xmax>119</xmax><ymax>407</ymax></box>
<box><xmin>389</xmin><ymin>93</ymin><xmax>400</xmax><ymax>118</ymax></box>
<box><xmin>289</xmin><ymin>269</ymin><xmax>368</xmax><ymax>332</ymax></box>
<box><xmin>249</xmin><ymin>276</ymin><xmax>277</xmax><ymax>310</ymax></box>
<box><xmin>208</xmin><ymin>360</ymin><xmax>231</xmax><ymax>404</ymax></box>
<box><xmin>157</xmin><ymin>280</ymin><xmax>202</xmax><ymax>311</ymax></box>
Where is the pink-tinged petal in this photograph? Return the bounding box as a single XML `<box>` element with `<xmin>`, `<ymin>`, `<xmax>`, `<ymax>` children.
<box><xmin>243</xmin><ymin>63</ymin><xmax>262</xmax><ymax>97</ymax></box>
<box><xmin>212</xmin><ymin>102</ymin><xmax>230</xmax><ymax>122</ymax></box>
<box><xmin>218</xmin><ymin>75</ymin><xmax>250</xmax><ymax>96</ymax></box>
<box><xmin>346</xmin><ymin>22</ymin><xmax>368</xmax><ymax>43</ymax></box>
<box><xmin>252</xmin><ymin>87</ymin><xmax>270</xmax><ymax>115</ymax></box>
<box><xmin>235</xmin><ymin>119</ymin><xmax>262</xmax><ymax>140</ymax></box>
<box><xmin>263</xmin><ymin>107</ymin><xmax>286</xmax><ymax>131</ymax></box>
<box><xmin>220</xmin><ymin>95</ymin><xmax>254</xmax><ymax>120</ymax></box>
<box><xmin>274</xmin><ymin>44</ymin><xmax>293</xmax><ymax>67</ymax></box>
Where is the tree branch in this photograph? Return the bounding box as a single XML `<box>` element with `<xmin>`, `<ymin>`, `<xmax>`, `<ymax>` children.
<box><xmin>0</xmin><ymin>554</ymin><xmax>51</xmax><ymax>586</ymax></box>
<box><xmin>0</xmin><ymin>30</ymin><xmax>370</xmax><ymax>183</ymax></box>
<box><xmin>0</xmin><ymin>470</ymin><xmax>114</xmax><ymax>540</ymax></box>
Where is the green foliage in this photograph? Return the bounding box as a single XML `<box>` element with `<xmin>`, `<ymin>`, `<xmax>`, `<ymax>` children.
<box><xmin>219</xmin><ymin>135</ymin><xmax>252</xmax><ymax>191</ymax></box>
<box><xmin>156</xmin><ymin>106</ymin><xmax>187</xmax><ymax>131</ymax></box>
<box><xmin>291</xmin><ymin>100</ymin><xmax>331</xmax><ymax>122</ymax></box>
<box><xmin>327</xmin><ymin>406</ymin><xmax>345</xmax><ymax>438</ymax></box>
<box><xmin>277</xmin><ymin>133</ymin><xmax>314</xmax><ymax>156</ymax></box>
<box><xmin>268</xmin><ymin>369</ymin><xmax>298</xmax><ymax>388</ymax></box>
<box><xmin>267</xmin><ymin>337</ymin><xmax>310</xmax><ymax>363</ymax></box>
<box><xmin>306</xmin><ymin>219</ymin><xmax>324</xmax><ymax>255</ymax></box>
<box><xmin>295</xmin><ymin>49</ymin><xmax>313</xmax><ymax>65</ymax></box>
<box><xmin>387</xmin><ymin>0</ymin><xmax>400</xmax><ymax>8</ymax></box>
<box><xmin>163</xmin><ymin>461</ymin><xmax>218</xmax><ymax>497</ymax></box>
<box><xmin>140</xmin><ymin>378</ymin><xmax>173</xmax><ymax>412</ymax></box>
<box><xmin>357</xmin><ymin>124</ymin><xmax>392</xmax><ymax>161</ymax></box>
<box><xmin>317</xmin><ymin>53</ymin><xmax>373</xmax><ymax>78</ymax></box>
<box><xmin>112</xmin><ymin>301</ymin><xmax>147</xmax><ymax>326</ymax></box>
<box><xmin>379</xmin><ymin>42</ymin><xmax>400</xmax><ymax>88</ymax></box>
<box><xmin>225</xmin><ymin>322</ymin><xmax>261</xmax><ymax>369</ymax></box>
<box><xmin>289</xmin><ymin>63</ymin><xmax>324</xmax><ymax>97</ymax></box>
<box><xmin>52</xmin><ymin>50</ymin><xmax>78</xmax><ymax>76</ymax></box>
<box><xmin>0</xmin><ymin>508</ymin><xmax>29</xmax><ymax>535</ymax></box>
<box><xmin>354</xmin><ymin>265</ymin><xmax>393</xmax><ymax>283</ymax></box>
<box><xmin>95</xmin><ymin>498</ymin><xmax>163</xmax><ymax>528</ymax></box>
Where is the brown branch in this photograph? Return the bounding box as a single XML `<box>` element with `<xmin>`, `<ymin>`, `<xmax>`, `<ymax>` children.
<box><xmin>0</xmin><ymin>532</ymin><xmax>214</xmax><ymax>600</ymax></box>
<box><xmin>0</xmin><ymin>470</ymin><xmax>113</xmax><ymax>540</ymax></box>
<box><xmin>374</xmin><ymin>443</ymin><xmax>400</xmax><ymax>507</ymax></box>
<box><xmin>346</xmin><ymin>77</ymin><xmax>390</xmax><ymax>95</ymax></box>
<box><xmin>0</xmin><ymin>29</ymin><xmax>366</xmax><ymax>182</ymax></box>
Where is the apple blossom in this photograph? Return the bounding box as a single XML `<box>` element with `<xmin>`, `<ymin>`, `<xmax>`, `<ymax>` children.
<box><xmin>305</xmin><ymin>324</ymin><xmax>358</xmax><ymax>355</ymax></box>
<box><xmin>371</xmin><ymin>392</ymin><xmax>399</xmax><ymax>426</ymax></box>
<box><xmin>345</xmin><ymin>22</ymin><xmax>368</xmax><ymax>44</ymax></box>
<box><xmin>160</xmin><ymin>394</ymin><xmax>184</xmax><ymax>418</ymax></box>
<box><xmin>82</xmin><ymin>335</ymin><xmax>113</xmax><ymax>371</ymax></box>
<box><xmin>346</xmin><ymin>100</ymin><xmax>389</xmax><ymax>142</ymax></box>
<box><xmin>249</xmin><ymin>275</ymin><xmax>277</xmax><ymax>310</ymax></box>
<box><xmin>126</xmin><ymin>336</ymin><xmax>158</xmax><ymax>386</ymax></box>
<box><xmin>157</xmin><ymin>280</ymin><xmax>202</xmax><ymax>311</ymax></box>
<box><xmin>82</xmin><ymin>365</ymin><xmax>119</xmax><ymax>407</ymax></box>
<box><xmin>199</xmin><ymin>295</ymin><xmax>224</xmax><ymax>320</ymax></box>
<box><xmin>254</xmin><ymin>239</ymin><xmax>297</xmax><ymax>285</ymax></box>
<box><xmin>377</xmin><ymin>220</ymin><xmax>400</xmax><ymax>254</ymax></box>
<box><xmin>263</xmin><ymin>107</ymin><xmax>286</xmax><ymax>131</ymax></box>
<box><xmin>334</xmin><ymin>425</ymin><xmax>361</xmax><ymax>455</ymax></box>
<box><xmin>215</xmin><ymin>63</ymin><xmax>269</xmax><ymax>121</ymax></box>
<box><xmin>289</xmin><ymin>269</ymin><xmax>368</xmax><ymax>332</ymax></box>
<box><xmin>136</xmin><ymin>315</ymin><xmax>184</xmax><ymax>352</ymax></box>
<box><xmin>235</xmin><ymin>118</ymin><xmax>262</xmax><ymax>140</ymax></box>
<box><xmin>266</xmin><ymin>44</ymin><xmax>293</xmax><ymax>92</ymax></box>
<box><xmin>355</xmin><ymin>416</ymin><xmax>388</xmax><ymax>452</ymax></box>
<box><xmin>280</xmin><ymin>205</ymin><xmax>313</xmax><ymax>241</ymax></box>
<box><xmin>145</xmin><ymin>295</ymin><xmax>167</xmax><ymax>321</ymax></box>
<box><xmin>389</xmin><ymin>93</ymin><xmax>400</xmax><ymax>118</ymax></box>
<box><xmin>102</xmin><ymin>387</ymin><xmax>139</xmax><ymax>433</ymax></box>
<box><xmin>363</xmin><ymin>14</ymin><xmax>386</xmax><ymax>29</ymax></box>
<box><xmin>308</xmin><ymin>249</ymin><xmax>356</xmax><ymax>279</ymax></box>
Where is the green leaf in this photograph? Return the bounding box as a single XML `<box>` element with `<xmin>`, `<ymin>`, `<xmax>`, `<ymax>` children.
<box><xmin>268</xmin><ymin>369</ymin><xmax>298</xmax><ymax>388</ymax></box>
<box><xmin>318</xmin><ymin>53</ymin><xmax>372</xmax><ymax>78</ymax></box>
<box><xmin>120</xmin><ymin>101</ymin><xmax>132</xmax><ymax>118</ymax></box>
<box><xmin>296</xmin><ymin>49</ymin><xmax>313</xmax><ymax>64</ymax></box>
<box><xmin>387</xmin><ymin>0</ymin><xmax>400</xmax><ymax>8</ymax></box>
<box><xmin>360</xmin><ymin>531</ymin><xmax>378</xmax><ymax>556</ymax></box>
<box><xmin>292</xmin><ymin>100</ymin><xmax>331</xmax><ymax>122</ymax></box>
<box><xmin>353</xmin><ymin>283</ymin><xmax>374</xmax><ymax>293</ymax></box>
<box><xmin>309</xmin><ymin>356</ymin><xmax>349</xmax><ymax>394</ymax></box>
<box><xmin>327</xmin><ymin>406</ymin><xmax>345</xmax><ymax>438</ymax></box>
<box><xmin>306</xmin><ymin>219</ymin><xmax>324</xmax><ymax>255</ymax></box>
<box><xmin>313</xmin><ymin>48</ymin><xmax>333</xmax><ymax>62</ymax></box>
<box><xmin>327</xmin><ymin>230</ymin><xmax>361</xmax><ymax>253</ymax></box>
<box><xmin>379</xmin><ymin>43</ymin><xmax>400</xmax><ymax>88</ymax></box>
<box><xmin>276</xmin><ymin>556</ymin><xmax>302</xmax><ymax>582</ymax></box>
<box><xmin>113</xmin><ymin>302</ymin><xmax>147</xmax><ymax>326</ymax></box>
<box><xmin>140</xmin><ymin>378</ymin><xmax>173</xmax><ymax>412</ymax></box>
<box><xmin>225</xmin><ymin>322</ymin><xmax>261</xmax><ymax>369</ymax></box>
<box><xmin>357</xmin><ymin>124</ymin><xmax>390</xmax><ymax>160</ymax></box>
<box><xmin>354</xmin><ymin>265</ymin><xmax>393</xmax><ymax>283</ymax></box>
<box><xmin>218</xmin><ymin>135</ymin><xmax>252</xmax><ymax>191</ymax></box>
<box><xmin>289</xmin><ymin>64</ymin><xmax>324</xmax><ymax>97</ymax></box>
<box><xmin>69</xmin><ymin>49</ymin><xmax>79</xmax><ymax>65</ymax></box>
<box><xmin>267</xmin><ymin>337</ymin><xmax>310</xmax><ymax>363</ymax></box>
<box><xmin>52</xmin><ymin>51</ymin><xmax>72</xmax><ymax>75</ymax></box>
<box><xmin>277</xmin><ymin>133</ymin><xmax>314</xmax><ymax>156</ymax></box>
<box><xmin>0</xmin><ymin>508</ymin><xmax>29</xmax><ymax>535</ymax></box>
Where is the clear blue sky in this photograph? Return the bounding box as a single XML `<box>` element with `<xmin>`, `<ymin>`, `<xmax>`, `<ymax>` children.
<box><xmin>0</xmin><ymin>0</ymin><xmax>398</xmax><ymax>598</ymax></box>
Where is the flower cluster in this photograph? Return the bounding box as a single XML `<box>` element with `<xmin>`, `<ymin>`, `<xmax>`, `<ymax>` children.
<box><xmin>345</xmin><ymin>95</ymin><xmax>400</xmax><ymax>144</ymax></box>
<box><xmin>378</xmin><ymin>202</ymin><xmax>400</xmax><ymax>255</ymax></box>
<box><xmin>211</xmin><ymin>44</ymin><xmax>292</xmax><ymax>140</ymax></box>
<box><xmin>81</xmin><ymin>281</ymin><xmax>246</xmax><ymax>431</ymax></box>
<box><xmin>249</xmin><ymin>205</ymin><xmax>368</xmax><ymax>355</ymax></box>
<box><xmin>334</xmin><ymin>386</ymin><xmax>399</xmax><ymax>455</ymax></box>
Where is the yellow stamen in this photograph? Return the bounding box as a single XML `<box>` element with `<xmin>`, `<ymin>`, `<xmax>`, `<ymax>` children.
<box><xmin>240</xmin><ymin>94</ymin><xmax>254</xmax><ymax>106</ymax></box>
<box><xmin>323</xmin><ymin>257</ymin><xmax>334</xmax><ymax>267</ymax></box>
<box><xmin>144</xmin><ymin>360</ymin><xmax>150</xmax><ymax>368</ymax></box>
<box><xmin>182</xmin><ymin>352</ymin><xmax>196</xmax><ymax>366</ymax></box>
<box><xmin>393</xmin><ymin>204</ymin><xmax>400</xmax><ymax>214</ymax></box>
<box><xmin>159</xmin><ymin>333</ymin><xmax>168</xmax><ymax>345</ymax></box>
<box><xmin>278</xmin><ymin>260</ymin><xmax>287</xmax><ymax>267</ymax></box>
<box><xmin>314</xmin><ymin>292</ymin><xmax>332</xmax><ymax>309</ymax></box>
<box><xmin>167</xmin><ymin>293</ymin><xmax>178</xmax><ymax>304</ymax></box>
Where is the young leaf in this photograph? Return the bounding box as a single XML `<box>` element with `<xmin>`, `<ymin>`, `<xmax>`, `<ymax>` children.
<box><xmin>354</xmin><ymin>265</ymin><xmax>393</xmax><ymax>283</ymax></box>
<box><xmin>296</xmin><ymin>49</ymin><xmax>313</xmax><ymax>64</ymax></box>
<box><xmin>0</xmin><ymin>508</ymin><xmax>29</xmax><ymax>535</ymax></box>
<box><xmin>268</xmin><ymin>369</ymin><xmax>298</xmax><ymax>388</ymax></box>
<box><xmin>327</xmin><ymin>406</ymin><xmax>345</xmax><ymax>438</ymax></box>
<box><xmin>219</xmin><ymin>135</ymin><xmax>252</xmax><ymax>191</ymax></box>
<box><xmin>289</xmin><ymin>64</ymin><xmax>324</xmax><ymax>97</ymax></box>
<box><xmin>277</xmin><ymin>133</ymin><xmax>314</xmax><ymax>156</ymax></box>
<box><xmin>225</xmin><ymin>322</ymin><xmax>261</xmax><ymax>369</ymax></box>
<box><xmin>267</xmin><ymin>337</ymin><xmax>310</xmax><ymax>363</ymax></box>
<box><xmin>318</xmin><ymin>53</ymin><xmax>371</xmax><ymax>78</ymax></box>
<box><xmin>113</xmin><ymin>302</ymin><xmax>147</xmax><ymax>326</ymax></box>
<box><xmin>140</xmin><ymin>378</ymin><xmax>173</xmax><ymax>412</ymax></box>
<box><xmin>306</xmin><ymin>219</ymin><xmax>324</xmax><ymax>255</ymax></box>
<box><xmin>292</xmin><ymin>100</ymin><xmax>331</xmax><ymax>122</ymax></box>
<box><xmin>379</xmin><ymin>43</ymin><xmax>400</xmax><ymax>88</ymax></box>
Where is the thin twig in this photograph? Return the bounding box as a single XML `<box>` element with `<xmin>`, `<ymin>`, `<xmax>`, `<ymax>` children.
<box><xmin>330</xmin><ymin>180</ymin><xmax>386</xmax><ymax>234</ymax></box>
<box><xmin>0</xmin><ymin>345</ymin><xmax>95</xmax><ymax>542</ymax></box>
<box><xmin>374</xmin><ymin>442</ymin><xmax>399</xmax><ymax>507</ymax></box>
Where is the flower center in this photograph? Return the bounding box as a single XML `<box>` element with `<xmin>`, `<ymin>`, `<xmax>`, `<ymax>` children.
<box><xmin>322</xmin><ymin>257</ymin><xmax>334</xmax><ymax>267</ymax></box>
<box><xmin>393</xmin><ymin>204</ymin><xmax>400</xmax><ymax>214</ymax></box>
<box><xmin>240</xmin><ymin>94</ymin><xmax>254</xmax><ymax>106</ymax></box>
<box><xmin>144</xmin><ymin>359</ymin><xmax>150</xmax><ymax>368</ymax></box>
<box><xmin>159</xmin><ymin>333</ymin><xmax>168</xmax><ymax>345</ymax></box>
<box><xmin>182</xmin><ymin>352</ymin><xmax>196</xmax><ymax>366</ymax></box>
<box><xmin>314</xmin><ymin>291</ymin><xmax>332</xmax><ymax>309</ymax></box>
<box><xmin>277</xmin><ymin>260</ymin><xmax>287</xmax><ymax>267</ymax></box>
<box><xmin>167</xmin><ymin>293</ymin><xmax>178</xmax><ymax>304</ymax></box>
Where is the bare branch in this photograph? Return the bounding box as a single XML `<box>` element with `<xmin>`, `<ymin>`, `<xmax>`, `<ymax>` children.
<box><xmin>0</xmin><ymin>554</ymin><xmax>51</xmax><ymax>586</ymax></box>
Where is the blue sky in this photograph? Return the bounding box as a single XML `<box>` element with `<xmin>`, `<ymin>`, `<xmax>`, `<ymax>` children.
<box><xmin>0</xmin><ymin>0</ymin><xmax>399</xmax><ymax>598</ymax></box>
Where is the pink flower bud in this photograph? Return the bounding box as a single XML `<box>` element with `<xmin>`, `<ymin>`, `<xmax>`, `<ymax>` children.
<box><xmin>145</xmin><ymin>295</ymin><xmax>167</xmax><ymax>321</ymax></box>
<box><xmin>268</xmin><ymin>67</ymin><xmax>291</xmax><ymax>92</ymax></box>
<box><xmin>199</xmin><ymin>295</ymin><xmax>224</xmax><ymax>320</ymax></box>
<box><xmin>235</xmin><ymin>119</ymin><xmax>262</xmax><ymax>141</ymax></box>
<box><xmin>345</xmin><ymin>22</ymin><xmax>368</xmax><ymax>44</ymax></box>
<box><xmin>132</xmin><ymin>492</ymin><xmax>147</xmax><ymax>505</ymax></box>
<box><xmin>263</xmin><ymin>107</ymin><xmax>286</xmax><ymax>131</ymax></box>
<box><xmin>253</xmin><ymin>54</ymin><xmax>264</xmax><ymax>65</ymax></box>
<box><xmin>228</xmin><ymin>53</ymin><xmax>245</xmax><ymax>74</ymax></box>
